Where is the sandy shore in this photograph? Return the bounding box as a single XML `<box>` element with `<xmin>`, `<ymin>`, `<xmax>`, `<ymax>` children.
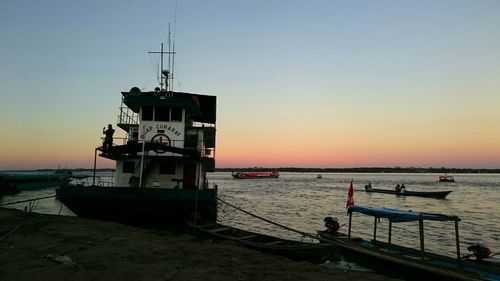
<box><xmin>0</xmin><ymin>208</ymin><xmax>402</xmax><ymax>281</ymax></box>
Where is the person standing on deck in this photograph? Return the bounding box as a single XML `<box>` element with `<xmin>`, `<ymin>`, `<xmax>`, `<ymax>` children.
<box><xmin>102</xmin><ymin>124</ymin><xmax>115</xmax><ymax>150</ymax></box>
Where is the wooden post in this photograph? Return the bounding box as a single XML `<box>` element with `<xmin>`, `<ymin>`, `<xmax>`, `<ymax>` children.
<box><xmin>388</xmin><ymin>221</ymin><xmax>392</xmax><ymax>246</ymax></box>
<box><xmin>348</xmin><ymin>212</ymin><xmax>352</xmax><ymax>238</ymax></box>
<box><xmin>455</xmin><ymin>220</ymin><xmax>461</xmax><ymax>265</ymax></box>
<box><xmin>419</xmin><ymin>219</ymin><xmax>425</xmax><ymax>260</ymax></box>
<box><xmin>93</xmin><ymin>148</ymin><xmax>97</xmax><ymax>186</ymax></box>
<box><xmin>139</xmin><ymin>140</ymin><xmax>146</xmax><ymax>188</ymax></box>
<box><xmin>373</xmin><ymin>217</ymin><xmax>378</xmax><ymax>242</ymax></box>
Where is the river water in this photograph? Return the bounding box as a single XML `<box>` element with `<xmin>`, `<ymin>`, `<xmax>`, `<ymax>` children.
<box><xmin>213</xmin><ymin>172</ymin><xmax>500</xmax><ymax>261</ymax></box>
<box><xmin>1</xmin><ymin>171</ymin><xmax>499</xmax><ymax>261</ymax></box>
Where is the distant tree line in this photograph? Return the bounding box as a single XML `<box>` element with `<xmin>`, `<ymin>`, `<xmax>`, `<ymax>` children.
<box><xmin>4</xmin><ymin>167</ymin><xmax>496</xmax><ymax>174</ymax></box>
<box><xmin>216</xmin><ymin>167</ymin><xmax>500</xmax><ymax>174</ymax></box>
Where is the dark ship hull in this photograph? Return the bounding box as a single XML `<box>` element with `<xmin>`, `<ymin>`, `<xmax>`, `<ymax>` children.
<box><xmin>57</xmin><ymin>186</ymin><xmax>217</xmax><ymax>225</ymax></box>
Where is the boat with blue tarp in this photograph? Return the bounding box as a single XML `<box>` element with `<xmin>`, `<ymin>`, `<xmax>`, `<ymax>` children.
<box><xmin>317</xmin><ymin>206</ymin><xmax>500</xmax><ymax>281</ymax></box>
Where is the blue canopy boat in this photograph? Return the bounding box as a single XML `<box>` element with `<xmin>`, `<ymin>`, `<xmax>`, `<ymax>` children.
<box><xmin>318</xmin><ymin>206</ymin><xmax>499</xmax><ymax>281</ymax></box>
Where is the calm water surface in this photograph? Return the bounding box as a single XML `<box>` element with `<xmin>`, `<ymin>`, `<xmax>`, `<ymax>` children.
<box><xmin>1</xmin><ymin>172</ymin><xmax>499</xmax><ymax>261</ymax></box>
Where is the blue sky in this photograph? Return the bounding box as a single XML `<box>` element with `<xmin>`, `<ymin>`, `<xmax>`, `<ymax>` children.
<box><xmin>1</xmin><ymin>0</ymin><xmax>499</xmax><ymax>169</ymax></box>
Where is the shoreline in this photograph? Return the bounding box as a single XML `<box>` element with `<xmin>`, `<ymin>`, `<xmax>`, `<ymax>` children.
<box><xmin>0</xmin><ymin>208</ymin><xmax>402</xmax><ymax>281</ymax></box>
<box><xmin>2</xmin><ymin>168</ymin><xmax>499</xmax><ymax>174</ymax></box>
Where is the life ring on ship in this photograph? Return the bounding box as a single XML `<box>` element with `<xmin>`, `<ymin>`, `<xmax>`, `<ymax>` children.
<box><xmin>151</xmin><ymin>133</ymin><xmax>171</xmax><ymax>153</ymax></box>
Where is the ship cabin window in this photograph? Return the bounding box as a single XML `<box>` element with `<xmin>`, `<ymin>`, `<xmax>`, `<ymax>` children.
<box><xmin>155</xmin><ymin>106</ymin><xmax>170</xmax><ymax>121</ymax></box>
<box><xmin>123</xmin><ymin>161</ymin><xmax>136</xmax><ymax>173</ymax></box>
<box><xmin>185</xmin><ymin>132</ymin><xmax>198</xmax><ymax>148</ymax></box>
<box><xmin>142</xmin><ymin>106</ymin><xmax>153</xmax><ymax>121</ymax></box>
<box><xmin>129</xmin><ymin>127</ymin><xmax>138</xmax><ymax>141</ymax></box>
<box><xmin>171</xmin><ymin>107</ymin><xmax>183</xmax><ymax>122</ymax></box>
<box><xmin>159</xmin><ymin>160</ymin><xmax>176</xmax><ymax>175</ymax></box>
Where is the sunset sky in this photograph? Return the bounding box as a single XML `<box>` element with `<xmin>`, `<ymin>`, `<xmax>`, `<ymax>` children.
<box><xmin>1</xmin><ymin>0</ymin><xmax>499</xmax><ymax>170</ymax></box>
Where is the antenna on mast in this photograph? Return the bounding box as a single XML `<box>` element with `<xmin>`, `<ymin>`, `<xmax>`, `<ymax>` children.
<box><xmin>148</xmin><ymin>31</ymin><xmax>176</xmax><ymax>95</ymax></box>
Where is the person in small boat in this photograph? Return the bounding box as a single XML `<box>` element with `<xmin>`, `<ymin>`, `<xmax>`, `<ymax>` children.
<box><xmin>324</xmin><ymin>217</ymin><xmax>340</xmax><ymax>233</ymax></box>
<box><xmin>365</xmin><ymin>182</ymin><xmax>373</xmax><ymax>191</ymax></box>
<box><xmin>102</xmin><ymin>124</ymin><xmax>115</xmax><ymax>150</ymax></box>
<box><xmin>400</xmin><ymin>184</ymin><xmax>406</xmax><ymax>193</ymax></box>
<box><xmin>394</xmin><ymin>184</ymin><xmax>401</xmax><ymax>192</ymax></box>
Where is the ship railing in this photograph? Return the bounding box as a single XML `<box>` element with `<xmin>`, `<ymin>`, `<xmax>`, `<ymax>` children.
<box><xmin>117</xmin><ymin>106</ymin><xmax>138</xmax><ymax>126</ymax></box>
<box><xmin>190</xmin><ymin>121</ymin><xmax>215</xmax><ymax>128</ymax></box>
<box><xmin>201</xmin><ymin>147</ymin><xmax>215</xmax><ymax>158</ymax></box>
<box><xmin>97</xmin><ymin>180</ymin><xmax>113</xmax><ymax>187</ymax></box>
<box><xmin>97</xmin><ymin>137</ymin><xmax>215</xmax><ymax>159</ymax></box>
<box><xmin>70</xmin><ymin>175</ymin><xmax>114</xmax><ymax>187</ymax></box>
<box><xmin>99</xmin><ymin>136</ymin><xmax>129</xmax><ymax>146</ymax></box>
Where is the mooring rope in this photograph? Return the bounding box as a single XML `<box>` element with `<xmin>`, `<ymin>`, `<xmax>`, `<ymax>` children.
<box><xmin>0</xmin><ymin>195</ymin><xmax>56</xmax><ymax>207</ymax></box>
<box><xmin>217</xmin><ymin>197</ymin><xmax>322</xmax><ymax>241</ymax></box>
<box><xmin>0</xmin><ymin>217</ymin><xmax>39</xmax><ymax>242</ymax></box>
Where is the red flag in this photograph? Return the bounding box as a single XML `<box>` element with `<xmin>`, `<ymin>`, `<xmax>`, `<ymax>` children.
<box><xmin>346</xmin><ymin>179</ymin><xmax>355</xmax><ymax>208</ymax></box>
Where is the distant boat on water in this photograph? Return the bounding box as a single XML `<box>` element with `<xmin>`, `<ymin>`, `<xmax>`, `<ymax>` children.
<box><xmin>232</xmin><ymin>171</ymin><xmax>279</xmax><ymax>179</ymax></box>
<box><xmin>0</xmin><ymin>170</ymin><xmax>72</xmax><ymax>195</ymax></box>
<box><xmin>364</xmin><ymin>185</ymin><xmax>452</xmax><ymax>199</ymax></box>
<box><xmin>439</xmin><ymin>175</ymin><xmax>455</xmax><ymax>182</ymax></box>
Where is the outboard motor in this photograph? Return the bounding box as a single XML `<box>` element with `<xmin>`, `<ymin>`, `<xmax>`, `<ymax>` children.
<box><xmin>323</xmin><ymin>216</ymin><xmax>340</xmax><ymax>233</ymax></box>
<box><xmin>467</xmin><ymin>243</ymin><xmax>492</xmax><ymax>260</ymax></box>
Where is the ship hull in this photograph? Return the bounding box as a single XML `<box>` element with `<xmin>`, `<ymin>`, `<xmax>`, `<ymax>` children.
<box><xmin>56</xmin><ymin>186</ymin><xmax>217</xmax><ymax>226</ymax></box>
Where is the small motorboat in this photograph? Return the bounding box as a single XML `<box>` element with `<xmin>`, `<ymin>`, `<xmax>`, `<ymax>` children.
<box><xmin>439</xmin><ymin>175</ymin><xmax>455</xmax><ymax>182</ymax></box>
<box><xmin>364</xmin><ymin>185</ymin><xmax>452</xmax><ymax>199</ymax></box>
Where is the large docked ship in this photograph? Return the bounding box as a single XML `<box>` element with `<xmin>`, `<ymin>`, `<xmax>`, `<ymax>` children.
<box><xmin>56</xmin><ymin>45</ymin><xmax>217</xmax><ymax>225</ymax></box>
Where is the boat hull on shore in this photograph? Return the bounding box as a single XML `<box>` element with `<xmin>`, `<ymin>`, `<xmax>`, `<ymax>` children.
<box><xmin>56</xmin><ymin>186</ymin><xmax>217</xmax><ymax>225</ymax></box>
<box><xmin>189</xmin><ymin>222</ymin><xmax>337</xmax><ymax>263</ymax></box>
<box><xmin>365</xmin><ymin>188</ymin><xmax>452</xmax><ymax>199</ymax></box>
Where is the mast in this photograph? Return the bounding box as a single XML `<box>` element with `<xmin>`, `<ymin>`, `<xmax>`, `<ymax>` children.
<box><xmin>148</xmin><ymin>34</ymin><xmax>176</xmax><ymax>92</ymax></box>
